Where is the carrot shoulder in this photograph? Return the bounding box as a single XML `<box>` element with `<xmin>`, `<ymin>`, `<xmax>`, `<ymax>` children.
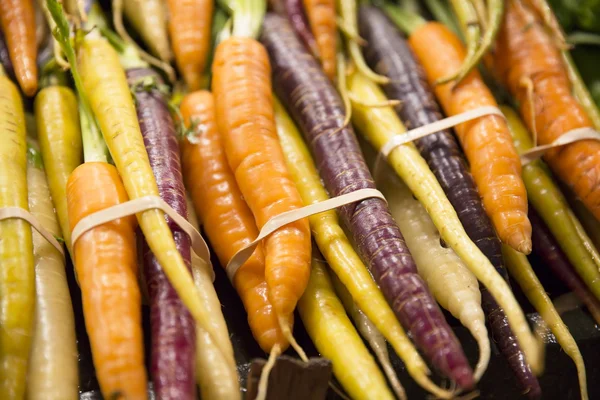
<box><xmin>67</xmin><ymin>162</ymin><xmax>147</xmax><ymax>400</ymax></box>
<box><xmin>180</xmin><ymin>90</ymin><xmax>289</xmax><ymax>353</ymax></box>
<box><xmin>494</xmin><ymin>0</ymin><xmax>600</xmax><ymax>223</ymax></box>
<box><xmin>212</xmin><ymin>37</ymin><xmax>311</xmax><ymax>319</ymax></box>
<box><xmin>409</xmin><ymin>21</ymin><xmax>532</xmax><ymax>254</ymax></box>
<box><xmin>0</xmin><ymin>0</ymin><xmax>37</xmax><ymax>95</ymax></box>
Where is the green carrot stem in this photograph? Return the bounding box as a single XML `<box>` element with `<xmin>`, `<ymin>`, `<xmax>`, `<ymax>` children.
<box><xmin>423</xmin><ymin>0</ymin><xmax>462</xmax><ymax>38</ymax></box>
<box><xmin>220</xmin><ymin>0</ymin><xmax>266</xmax><ymax>39</ymax></box>
<box><xmin>383</xmin><ymin>3</ymin><xmax>426</xmax><ymax>36</ymax></box>
<box><xmin>47</xmin><ymin>0</ymin><xmax>108</xmax><ymax>164</ymax></box>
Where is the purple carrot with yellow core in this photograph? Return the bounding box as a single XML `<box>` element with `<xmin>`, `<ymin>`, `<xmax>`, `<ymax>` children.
<box><xmin>261</xmin><ymin>13</ymin><xmax>474</xmax><ymax>391</ymax></box>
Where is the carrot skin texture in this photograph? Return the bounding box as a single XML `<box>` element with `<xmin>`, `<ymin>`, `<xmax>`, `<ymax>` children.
<box><xmin>303</xmin><ymin>0</ymin><xmax>336</xmax><ymax>79</ymax></box>
<box><xmin>408</xmin><ymin>22</ymin><xmax>531</xmax><ymax>254</ymax></box>
<box><xmin>67</xmin><ymin>163</ymin><xmax>148</xmax><ymax>400</ymax></box>
<box><xmin>212</xmin><ymin>37</ymin><xmax>312</xmax><ymax>319</ymax></box>
<box><xmin>495</xmin><ymin>0</ymin><xmax>600</xmax><ymax>222</ymax></box>
<box><xmin>26</xmin><ymin>155</ymin><xmax>79</xmax><ymax>400</ymax></box>
<box><xmin>358</xmin><ymin>8</ymin><xmax>540</xmax><ymax>396</ymax></box>
<box><xmin>0</xmin><ymin>0</ymin><xmax>37</xmax><ymax>95</ymax></box>
<box><xmin>166</xmin><ymin>0</ymin><xmax>212</xmax><ymax>90</ymax></box>
<box><xmin>261</xmin><ymin>14</ymin><xmax>473</xmax><ymax>390</ymax></box>
<box><xmin>35</xmin><ymin>86</ymin><xmax>83</xmax><ymax>255</ymax></box>
<box><xmin>285</xmin><ymin>0</ymin><xmax>319</xmax><ymax>57</ymax></box>
<box><xmin>127</xmin><ymin>68</ymin><xmax>195</xmax><ymax>400</ymax></box>
<box><xmin>180</xmin><ymin>91</ymin><xmax>290</xmax><ymax>353</ymax></box>
<box><xmin>0</xmin><ymin>74</ymin><xmax>35</xmax><ymax>400</ymax></box>
<box><xmin>529</xmin><ymin>208</ymin><xmax>600</xmax><ymax>325</ymax></box>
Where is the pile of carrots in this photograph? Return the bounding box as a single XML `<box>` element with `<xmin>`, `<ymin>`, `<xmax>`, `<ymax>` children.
<box><xmin>2</xmin><ymin>0</ymin><xmax>600</xmax><ymax>399</ymax></box>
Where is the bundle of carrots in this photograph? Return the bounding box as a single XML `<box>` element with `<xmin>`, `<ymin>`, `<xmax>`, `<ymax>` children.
<box><xmin>3</xmin><ymin>0</ymin><xmax>600</xmax><ymax>399</ymax></box>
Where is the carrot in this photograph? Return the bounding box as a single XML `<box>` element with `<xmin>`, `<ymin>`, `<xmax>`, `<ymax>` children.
<box><xmin>68</xmin><ymin>162</ymin><xmax>148</xmax><ymax>400</ymax></box>
<box><xmin>127</xmin><ymin>66</ymin><xmax>197</xmax><ymax>400</ymax></box>
<box><xmin>297</xmin><ymin>253</ymin><xmax>396</xmax><ymax>400</ymax></box>
<box><xmin>0</xmin><ymin>66</ymin><xmax>35</xmax><ymax>400</ymax></box>
<box><xmin>284</xmin><ymin>0</ymin><xmax>320</xmax><ymax>58</ymax></box>
<box><xmin>330</xmin><ymin>272</ymin><xmax>407</xmax><ymax>400</ymax></box>
<box><xmin>303</xmin><ymin>0</ymin><xmax>336</xmax><ymax>79</ymax></box>
<box><xmin>346</xmin><ymin>69</ymin><xmax>541</xmax><ymax>377</ymax></box>
<box><xmin>212</xmin><ymin>4</ymin><xmax>312</xmax><ymax>327</ymax></box>
<box><xmin>166</xmin><ymin>0</ymin><xmax>213</xmax><ymax>90</ymax></box>
<box><xmin>0</xmin><ymin>0</ymin><xmax>37</xmax><ymax>95</ymax></box>
<box><xmin>25</xmin><ymin>144</ymin><xmax>78</xmax><ymax>400</ymax></box>
<box><xmin>494</xmin><ymin>0</ymin><xmax>600</xmax><ymax>223</ymax></box>
<box><xmin>48</xmin><ymin>0</ymin><xmax>213</xmax><ymax>337</ymax></box>
<box><xmin>273</xmin><ymin>97</ymin><xmax>448</xmax><ymax>397</ymax></box>
<box><xmin>502</xmin><ymin>245</ymin><xmax>588</xmax><ymax>400</ymax></box>
<box><xmin>393</xmin><ymin>11</ymin><xmax>532</xmax><ymax>255</ymax></box>
<box><xmin>35</xmin><ymin>78</ymin><xmax>82</xmax><ymax>255</ymax></box>
<box><xmin>0</xmin><ymin>31</ymin><xmax>15</xmax><ymax>80</ymax></box>
<box><xmin>122</xmin><ymin>0</ymin><xmax>172</xmax><ymax>62</ymax></box>
<box><xmin>502</xmin><ymin>105</ymin><xmax>600</xmax><ymax>300</ymax></box>
<box><xmin>262</xmin><ymin>14</ymin><xmax>473</xmax><ymax>391</ymax></box>
<box><xmin>369</xmin><ymin>150</ymin><xmax>490</xmax><ymax>382</ymax></box>
<box><xmin>358</xmin><ymin>8</ymin><xmax>540</xmax><ymax>395</ymax></box>
<box><xmin>180</xmin><ymin>90</ymin><xmax>290</xmax><ymax>353</ymax></box>
<box><xmin>185</xmin><ymin>198</ymin><xmax>240</xmax><ymax>400</ymax></box>
<box><xmin>564</xmin><ymin>190</ymin><xmax>600</xmax><ymax>253</ymax></box>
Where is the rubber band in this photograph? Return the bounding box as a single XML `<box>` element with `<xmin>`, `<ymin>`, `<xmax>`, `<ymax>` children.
<box><xmin>225</xmin><ymin>188</ymin><xmax>386</xmax><ymax>282</ymax></box>
<box><xmin>374</xmin><ymin>106</ymin><xmax>505</xmax><ymax>179</ymax></box>
<box><xmin>0</xmin><ymin>207</ymin><xmax>65</xmax><ymax>259</ymax></box>
<box><xmin>378</xmin><ymin>106</ymin><xmax>505</xmax><ymax>158</ymax></box>
<box><xmin>520</xmin><ymin>127</ymin><xmax>600</xmax><ymax>165</ymax></box>
<box><xmin>71</xmin><ymin>195</ymin><xmax>213</xmax><ymax>280</ymax></box>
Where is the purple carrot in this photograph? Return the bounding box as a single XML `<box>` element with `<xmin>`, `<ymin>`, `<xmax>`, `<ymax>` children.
<box><xmin>284</xmin><ymin>0</ymin><xmax>319</xmax><ymax>58</ymax></box>
<box><xmin>358</xmin><ymin>6</ymin><xmax>541</xmax><ymax>398</ymax></box>
<box><xmin>530</xmin><ymin>207</ymin><xmax>600</xmax><ymax>325</ymax></box>
<box><xmin>126</xmin><ymin>68</ymin><xmax>196</xmax><ymax>400</ymax></box>
<box><xmin>261</xmin><ymin>13</ymin><xmax>474</xmax><ymax>390</ymax></box>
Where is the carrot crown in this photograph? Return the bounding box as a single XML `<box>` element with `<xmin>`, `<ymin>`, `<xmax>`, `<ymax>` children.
<box><xmin>219</xmin><ymin>0</ymin><xmax>266</xmax><ymax>39</ymax></box>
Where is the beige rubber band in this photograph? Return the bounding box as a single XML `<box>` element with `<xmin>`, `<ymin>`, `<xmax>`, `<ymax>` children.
<box><xmin>71</xmin><ymin>196</ymin><xmax>213</xmax><ymax>278</ymax></box>
<box><xmin>0</xmin><ymin>207</ymin><xmax>65</xmax><ymax>259</ymax></box>
<box><xmin>520</xmin><ymin>127</ymin><xmax>600</xmax><ymax>165</ymax></box>
<box><xmin>378</xmin><ymin>106</ymin><xmax>505</xmax><ymax>158</ymax></box>
<box><xmin>225</xmin><ymin>188</ymin><xmax>386</xmax><ymax>282</ymax></box>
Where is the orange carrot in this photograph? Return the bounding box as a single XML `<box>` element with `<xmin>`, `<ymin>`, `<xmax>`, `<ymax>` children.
<box><xmin>180</xmin><ymin>90</ymin><xmax>289</xmax><ymax>352</ymax></box>
<box><xmin>495</xmin><ymin>0</ymin><xmax>600</xmax><ymax>223</ymax></box>
<box><xmin>212</xmin><ymin>37</ymin><xmax>312</xmax><ymax>322</ymax></box>
<box><xmin>409</xmin><ymin>22</ymin><xmax>532</xmax><ymax>254</ymax></box>
<box><xmin>166</xmin><ymin>0</ymin><xmax>212</xmax><ymax>90</ymax></box>
<box><xmin>303</xmin><ymin>0</ymin><xmax>337</xmax><ymax>79</ymax></box>
<box><xmin>0</xmin><ymin>0</ymin><xmax>37</xmax><ymax>96</ymax></box>
<box><xmin>67</xmin><ymin>163</ymin><xmax>147</xmax><ymax>400</ymax></box>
